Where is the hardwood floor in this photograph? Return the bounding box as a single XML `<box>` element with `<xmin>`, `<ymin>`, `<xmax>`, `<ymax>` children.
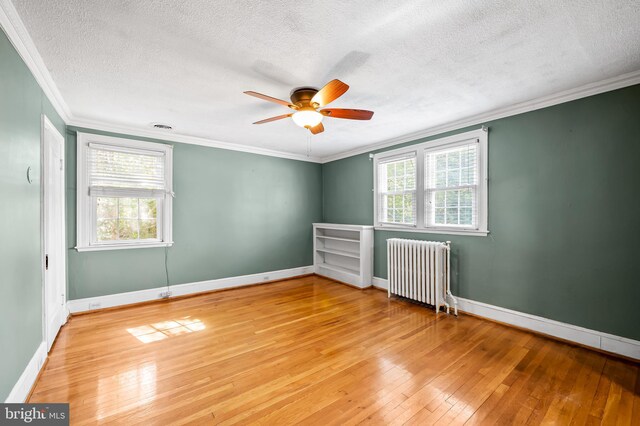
<box><xmin>30</xmin><ymin>276</ymin><xmax>639</xmax><ymax>425</ymax></box>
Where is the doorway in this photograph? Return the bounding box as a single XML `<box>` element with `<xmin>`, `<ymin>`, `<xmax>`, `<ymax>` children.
<box><xmin>42</xmin><ymin>115</ymin><xmax>67</xmax><ymax>351</ymax></box>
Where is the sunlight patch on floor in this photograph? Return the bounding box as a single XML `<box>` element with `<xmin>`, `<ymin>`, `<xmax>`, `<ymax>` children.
<box><xmin>126</xmin><ymin>317</ymin><xmax>206</xmax><ymax>343</ymax></box>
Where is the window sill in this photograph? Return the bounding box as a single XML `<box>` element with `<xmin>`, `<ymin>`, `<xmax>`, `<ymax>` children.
<box><xmin>75</xmin><ymin>242</ymin><xmax>174</xmax><ymax>252</ymax></box>
<box><xmin>374</xmin><ymin>226</ymin><xmax>489</xmax><ymax>237</ymax></box>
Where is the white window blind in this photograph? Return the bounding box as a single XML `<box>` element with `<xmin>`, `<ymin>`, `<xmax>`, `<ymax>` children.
<box><xmin>425</xmin><ymin>140</ymin><xmax>479</xmax><ymax>229</ymax></box>
<box><xmin>76</xmin><ymin>133</ymin><xmax>174</xmax><ymax>251</ymax></box>
<box><xmin>377</xmin><ymin>152</ymin><xmax>417</xmax><ymax>225</ymax></box>
<box><xmin>88</xmin><ymin>143</ymin><xmax>168</xmax><ymax>198</ymax></box>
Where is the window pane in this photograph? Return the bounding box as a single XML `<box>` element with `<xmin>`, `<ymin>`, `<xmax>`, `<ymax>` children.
<box><xmin>139</xmin><ymin>199</ymin><xmax>157</xmax><ymax>219</ymax></box>
<box><xmin>460</xmin><ymin>188</ymin><xmax>472</xmax><ymax>206</ymax></box>
<box><xmin>427</xmin><ymin>143</ymin><xmax>478</xmax><ymax>189</ymax></box>
<box><xmin>387</xmin><ymin>177</ymin><xmax>395</xmax><ymax>192</ymax></box>
<box><xmin>377</xmin><ymin>155</ymin><xmax>417</xmax><ymax>225</ymax></box>
<box><xmin>446</xmin><ymin>191</ymin><xmax>459</xmax><ymax>207</ymax></box>
<box><xmin>446</xmin><ymin>208</ymin><xmax>459</xmax><ymax>225</ymax></box>
<box><xmin>97</xmin><ymin>197</ymin><xmax>117</xmax><ymax>219</ymax></box>
<box><xmin>97</xmin><ymin>219</ymin><xmax>118</xmax><ymax>241</ymax></box>
<box><xmin>404</xmin><ymin>194</ymin><xmax>415</xmax><ymax>223</ymax></box>
<box><xmin>406</xmin><ymin>173</ymin><xmax>415</xmax><ymax>189</ymax></box>
<box><xmin>447</xmin><ymin>151</ymin><xmax>460</xmax><ymax>169</ymax></box>
<box><xmin>447</xmin><ymin>170</ymin><xmax>460</xmax><ymax>186</ymax></box>
<box><xmin>140</xmin><ymin>220</ymin><xmax>158</xmax><ymax>239</ymax></box>
<box><xmin>406</xmin><ymin>159</ymin><xmax>415</xmax><ymax>174</ymax></box>
<box><xmin>94</xmin><ymin>197</ymin><xmax>159</xmax><ymax>242</ymax></box>
<box><xmin>460</xmin><ymin>208</ymin><xmax>472</xmax><ymax>225</ymax></box>
<box><xmin>386</xmin><ymin>162</ymin><xmax>395</xmax><ymax>177</ymax></box>
<box><xmin>118</xmin><ymin>219</ymin><xmax>139</xmax><ymax>239</ymax></box>
<box><xmin>460</xmin><ymin>167</ymin><xmax>473</xmax><ymax>185</ymax></box>
<box><xmin>461</xmin><ymin>150</ymin><xmax>471</xmax><ymax>167</ymax></box>
<box><xmin>425</xmin><ymin>141</ymin><xmax>480</xmax><ymax>229</ymax></box>
<box><xmin>118</xmin><ymin>198</ymin><xmax>138</xmax><ymax>219</ymax></box>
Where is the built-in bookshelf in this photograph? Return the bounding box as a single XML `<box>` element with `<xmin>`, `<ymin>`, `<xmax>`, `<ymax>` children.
<box><xmin>313</xmin><ymin>223</ymin><xmax>374</xmax><ymax>288</ymax></box>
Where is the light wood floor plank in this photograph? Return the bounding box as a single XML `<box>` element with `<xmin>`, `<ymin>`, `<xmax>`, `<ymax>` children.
<box><xmin>28</xmin><ymin>276</ymin><xmax>639</xmax><ymax>425</ymax></box>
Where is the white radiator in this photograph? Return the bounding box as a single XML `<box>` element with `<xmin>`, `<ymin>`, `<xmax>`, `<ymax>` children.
<box><xmin>387</xmin><ymin>238</ymin><xmax>458</xmax><ymax>315</ymax></box>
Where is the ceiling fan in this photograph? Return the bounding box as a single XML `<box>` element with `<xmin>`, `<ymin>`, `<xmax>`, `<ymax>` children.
<box><xmin>244</xmin><ymin>79</ymin><xmax>374</xmax><ymax>135</ymax></box>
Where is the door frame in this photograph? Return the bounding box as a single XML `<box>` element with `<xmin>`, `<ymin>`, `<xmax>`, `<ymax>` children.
<box><xmin>41</xmin><ymin>114</ymin><xmax>68</xmax><ymax>351</ymax></box>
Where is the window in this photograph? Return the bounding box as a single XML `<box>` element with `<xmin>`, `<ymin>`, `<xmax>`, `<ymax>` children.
<box><xmin>377</xmin><ymin>153</ymin><xmax>417</xmax><ymax>225</ymax></box>
<box><xmin>373</xmin><ymin>129</ymin><xmax>488</xmax><ymax>236</ymax></box>
<box><xmin>76</xmin><ymin>133</ymin><xmax>174</xmax><ymax>251</ymax></box>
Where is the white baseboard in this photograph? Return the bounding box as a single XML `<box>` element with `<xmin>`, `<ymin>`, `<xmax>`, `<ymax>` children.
<box><xmin>372</xmin><ymin>276</ymin><xmax>388</xmax><ymax>291</ymax></box>
<box><xmin>372</xmin><ymin>277</ymin><xmax>640</xmax><ymax>360</ymax></box>
<box><xmin>5</xmin><ymin>341</ymin><xmax>47</xmax><ymax>403</ymax></box>
<box><xmin>67</xmin><ymin>266</ymin><xmax>314</xmax><ymax>314</ymax></box>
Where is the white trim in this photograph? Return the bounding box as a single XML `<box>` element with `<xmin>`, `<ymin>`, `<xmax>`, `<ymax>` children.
<box><xmin>5</xmin><ymin>341</ymin><xmax>46</xmax><ymax>403</ymax></box>
<box><xmin>372</xmin><ymin>276</ymin><xmax>640</xmax><ymax>360</ymax></box>
<box><xmin>3</xmin><ymin>0</ymin><xmax>640</xmax><ymax>164</ymax></box>
<box><xmin>372</xmin><ymin>276</ymin><xmax>388</xmax><ymax>290</ymax></box>
<box><xmin>457</xmin><ymin>297</ymin><xmax>640</xmax><ymax>360</ymax></box>
<box><xmin>374</xmin><ymin>226</ymin><xmax>488</xmax><ymax>236</ymax></box>
<box><xmin>0</xmin><ymin>0</ymin><xmax>321</xmax><ymax>163</ymax></box>
<box><xmin>320</xmin><ymin>69</ymin><xmax>640</xmax><ymax>163</ymax></box>
<box><xmin>75</xmin><ymin>132</ymin><xmax>174</xmax><ymax>251</ymax></box>
<box><xmin>69</xmin><ymin>119</ymin><xmax>323</xmax><ymax>163</ymax></box>
<box><xmin>373</xmin><ymin>129</ymin><xmax>488</xmax><ymax>236</ymax></box>
<box><xmin>0</xmin><ymin>0</ymin><xmax>71</xmax><ymax>122</ymax></box>
<box><xmin>75</xmin><ymin>242</ymin><xmax>174</xmax><ymax>252</ymax></box>
<box><xmin>312</xmin><ymin>222</ymin><xmax>374</xmax><ymax>230</ymax></box>
<box><xmin>41</xmin><ymin>114</ymin><xmax>68</xmax><ymax>353</ymax></box>
<box><xmin>67</xmin><ymin>266</ymin><xmax>313</xmax><ymax>313</ymax></box>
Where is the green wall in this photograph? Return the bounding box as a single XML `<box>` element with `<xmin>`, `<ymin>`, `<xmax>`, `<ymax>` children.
<box><xmin>66</xmin><ymin>129</ymin><xmax>323</xmax><ymax>299</ymax></box>
<box><xmin>322</xmin><ymin>84</ymin><xmax>640</xmax><ymax>341</ymax></box>
<box><xmin>0</xmin><ymin>29</ymin><xmax>66</xmax><ymax>401</ymax></box>
<box><xmin>3</xmin><ymin>11</ymin><xmax>640</xmax><ymax>401</ymax></box>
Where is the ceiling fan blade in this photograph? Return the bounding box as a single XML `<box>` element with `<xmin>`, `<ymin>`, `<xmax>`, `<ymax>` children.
<box><xmin>253</xmin><ymin>113</ymin><xmax>292</xmax><ymax>124</ymax></box>
<box><xmin>244</xmin><ymin>91</ymin><xmax>293</xmax><ymax>108</ymax></box>
<box><xmin>320</xmin><ymin>108</ymin><xmax>374</xmax><ymax>120</ymax></box>
<box><xmin>311</xmin><ymin>79</ymin><xmax>349</xmax><ymax>107</ymax></box>
<box><xmin>308</xmin><ymin>122</ymin><xmax>324</xmax><ymax>134</ymax></box>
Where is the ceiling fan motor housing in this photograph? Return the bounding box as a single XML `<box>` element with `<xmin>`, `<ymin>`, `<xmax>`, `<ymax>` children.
<box><xmin>290</xmin><ymin>87</ymin><xmax>319</xmax><ymax>108</ymax></box>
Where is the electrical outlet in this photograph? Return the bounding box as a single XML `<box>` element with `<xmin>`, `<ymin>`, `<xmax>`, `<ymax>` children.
<box><xmin>159</xmin><ymin>291</ymin><xmax>172</xmax><ymax>298</ymax></box>
<box><xmin>89</xmin><ymin>302</ymin><xmax>101</xmax><ymax>310</ymax></box>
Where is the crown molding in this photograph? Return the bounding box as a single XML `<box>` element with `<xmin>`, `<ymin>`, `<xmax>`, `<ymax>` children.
<box><xmin>318</xmin><ymin>69</ymin><xmax>640</xmax><ymax>163</ymax></box>
<box><xmin>0</xmin><ymin>1</ymin><xmax>322</xmax><ymax>163</ymax></box>
<box><xmin>3</xmin><ymin>0</ymin><xmax>639</xmax><ymax>165</ymax></box>
<box><xmin>68</xmin><ymin>117</ymin><xmax>323</xmax><ymax>163</ymax></box>
<box><xmin>0</xmin><ymin>0</ymin><xmax>72</xmax><ymax>122</ymax></box>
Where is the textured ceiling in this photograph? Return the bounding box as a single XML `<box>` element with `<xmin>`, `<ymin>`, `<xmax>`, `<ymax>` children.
<box><xmin>11</xmin><ymin>0</ymin><xmax>640</xmax><ymax>158</ymax></box>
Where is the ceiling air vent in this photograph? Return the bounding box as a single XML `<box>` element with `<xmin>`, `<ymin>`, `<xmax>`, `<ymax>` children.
<box><xmin>152</xmin><ymin>123</ymin><xmax>173</xmax><ymax>130</ymax></box>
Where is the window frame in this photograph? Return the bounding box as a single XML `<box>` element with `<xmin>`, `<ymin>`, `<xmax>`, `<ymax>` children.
<box><xmin>76</xmin><ymin>132</ymin><xmax>174</xmax><ymax>251</ymax></box>
<box><xmin>376</xmin><ymin>152</ymin><xmax>418</xmax><ymax>227</ymax></box>
<box><xmin>373</xmin><ymin>128</ymin><xmax>488</xmax><ymax>236</ymax></box>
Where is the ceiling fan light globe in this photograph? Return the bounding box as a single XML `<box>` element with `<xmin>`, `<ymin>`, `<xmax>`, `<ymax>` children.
<box><xmin>292</xmin><ymin>110</ymin><xmax>323</xmax><ymax>128</ymax></box>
